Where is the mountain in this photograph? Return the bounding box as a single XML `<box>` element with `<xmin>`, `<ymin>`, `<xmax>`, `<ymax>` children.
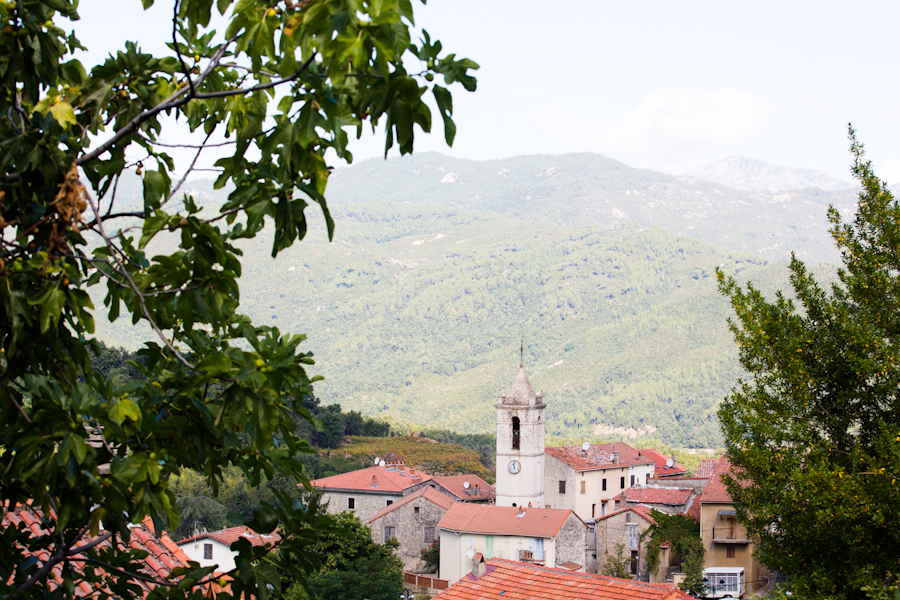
<box><xmin>89</xmin><ymin>153</ymin><xmax>848</xmax><ymax>448</ymax></box>
<box><xmin>684</xmin><ymin>156</ymin><xmax>856</xmax><ymax>193</ymax></box>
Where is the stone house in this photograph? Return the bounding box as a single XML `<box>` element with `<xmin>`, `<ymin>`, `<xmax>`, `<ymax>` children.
<box><xmin>432</xmin><ymin>474</ymin><xmax>495</xmax><ymax>503</ymax></box>
<box><xmin>368</xmin><ymin>486</ymin><xmax>456</xmax><ymax>572</ymax></box>
<box><xmin>592</xmin><ymin>504</ymin><xmax>667</xmax><ymax>582</ymax></box>
<box><xmin>177</xmin><ymin>525</ymin><xmax>281</xmax><ymax>573</ymax></box>
<box><xmin>543</xmin><ymin>443</ymin><xmax>657</xmax><ymax>521</ymax></box>
<box><xmin>699</xmin><ymin>457</ymin><xmax>770</xmax><ymax>595</ymax></box>
<box><xmin>437</xmin><ymin>504</ymin><xmax>587</xmax><ymax>585</ymax></box>
<box><xmin>309</xmin><ymin>461</ymin><xmax>433</xmax><ymax>524</ymax></box>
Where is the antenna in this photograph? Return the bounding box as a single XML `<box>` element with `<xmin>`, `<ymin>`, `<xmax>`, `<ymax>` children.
<box><xmin>467</xmin><ymin>539</ymin><xmax>473</xmax><ymax>548</ymax></box>
<box><xmin>466</xmin><ymin>549</ymin><xmax>475</xmax><ymax>559</ymax></box>
<box><xmin>374</xmin><ymin>456</ymin><xmax>380</xmax><ymax>465</ymax></box>
<box><xmin>463</xmin><ymin>481</ymin><xmax>470</xmax><ymax>489</ymax></box>
<box><xmin>520</xmin><ymin>339</ymin><xmax>524</xmax><ymax>367</ymax></box>
<box><xmin>582</xmin><ymin>441</ymin><xmax>590</xmax><ymax>452</ymax></box>
<box><xmin>665</xmin><ymin>458</ymin><xmax>674</xmax><ymax>468</ymax></box>
<box><xmin>379</xmin><ymin>459</ymin><xmax>386</xmax><ymax>467</ymax></box>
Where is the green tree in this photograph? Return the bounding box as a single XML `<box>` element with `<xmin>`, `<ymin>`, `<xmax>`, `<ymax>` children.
<box><xmin>280</xmin><ymin>512</ymin><xmax>404</xmax><ymax>600</ymax></box>
<box><xmin>642</xmin><ymin>510</ymin><xmax>704</xmax><ymax>596</ymax></box>
<box><xmin>716</xmin><ymin>128</ymin><xmax>900</xmax><ymax>600</ymax></box>
<box><xmin>600</xmin><ymin>542</ymin><xmax>633</xmax><ymax>580</ymax></box>
<box><xmin>0</xmin><ymin>0</ymin><xmax>476</xmax><ymax>597</ymax></box>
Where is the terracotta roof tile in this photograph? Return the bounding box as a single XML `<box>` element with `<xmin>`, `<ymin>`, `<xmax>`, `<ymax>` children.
<box><xmin>436</xmin><ymin>558</ymin><xmax>694</xmax><ymax>600</ymax></box>
<box><xmin>545</xmin><ymin>443</ymin><xmax>655</xmax><ymax>472</ymax></box>
<box><xmin>433</xmin><ymin>475</ymin><xmax>495</xmax><ymax>502</ymax></box>
<box><xmin>695</xmin><ymin>458</ymin><xmax>719</xmax><ymax>479</ymax></box>
<box><xmin>437</xmin><ymin>504</ymin><xmax>579</xmax><ymax>538</ymax></box>
<box><xmin>699</xmin><ymin>457</ymin><xmax>748</xmax><ymax>504</ymax></box>
<box><xmin>623</xmin><ymin>487</ymin><xmax>692</xmax><ymax>506</ymax></box>
<box><xmin>637</xmin><ymin>449</ymin><xmax>689</xmax><ymax>476</ymax></box>
<box><xmin>177</xmin><ymin>524</ymin><xmax>282</xmax><ymax>549</ymax></box>
<box><xmin>309</xmin><ymin>463</ymin><xmax>432</xmax><ymax>493</ymax></box>
<box><xmin>368</xmin><ymin>486</ymin><xmax>456</xmax><ymax>523</ymax></box>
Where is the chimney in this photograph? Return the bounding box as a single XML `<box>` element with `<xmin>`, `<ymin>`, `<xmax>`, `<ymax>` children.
<box><xmin>517</xmin><ymin>508</ymin><xmax>526</xmax><ymax>518</ymax></box>
<box><xmin>473</xmin><ymin>555</ymin><xmax>487</xmax><ymax>578</ymax></box>
<box><xmin>612</xmin><ymin>451</ymin><xmax>620</xmax><ymax>465</ymax></box>
<box><xmin>475</xmin><ymin>485</ymin><xmax>480</xmax><ymax>496</ymax></box>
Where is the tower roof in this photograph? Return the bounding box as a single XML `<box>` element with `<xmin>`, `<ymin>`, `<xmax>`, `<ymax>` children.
<box><xmin>498</xmin><ymin>365</ymin><xmax>543</xmax><ymax>405</ymax></box>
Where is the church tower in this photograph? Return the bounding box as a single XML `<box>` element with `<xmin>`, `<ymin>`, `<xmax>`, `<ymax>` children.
<box><xmin>494</xmin><ymin>364</ymin><xmax>545</xmax><ymax>508</ymax></box>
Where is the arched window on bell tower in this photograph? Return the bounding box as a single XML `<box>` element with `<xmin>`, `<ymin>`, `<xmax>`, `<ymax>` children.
<box><xmin>512</xmin><ymin>417</ymin><xmax>520</xmax><ymax>450</ymax></box>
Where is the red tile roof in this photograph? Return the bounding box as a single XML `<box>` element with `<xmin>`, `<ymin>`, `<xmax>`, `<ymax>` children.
<box><xmin>638</xmin><ymin>449</ymin><xmax>689</xmax><ymax>476</ymax></box>
<box><xmin>694</xmin><ymin>458</ymin><xmax>720</xmax><ymax>479</ymax></box>
<box><xmin>437</xmin><ymin>504</ymin><xmax>579</xmax><ymax>538</ymax></box>
<box><xmin>700</xmin><ymin>457</ymin><xmax>747</xmax><ymax>504</ymax></box>
<box><xmin>623</xmin><ymin>487</ymin><xmax>693</xmax><ymax>506</ymax></box>
<box><xmin>433</xmin><ymin>475</ymin><xmax>495</xmax><ymax>502</ymax></box>
<box><xmin>436</xmin><ymin>558</ymin><xmax>694</xmax><ymax>600</ymax></box>
<box><xmin>3</xmin><ymin>504</ymin><xmax>197</xmax><ymax>598</ymax></box>
<box><xmin>592</xmin><ymin>504</ymin><xmax>658</xmax><ymax>526</ymax></box>
<box><xmin>309</xmin><ymin>464</ymin><xmax>432</xmax><ymax>493</ymax></box>
<box><xmin>177</xmin><ymin>524</ymin><xmax>282</xmax><ymax>549</ymax></box>
<box><xmin>545</xmin><ymin>443</ymin><xmax>655</xmax><ymax>472</ymax></box>
<box><xmin>368</xmin><ymin>485</ymin><xmax>456</xmax><ymax>523</ymax></box>
<box><xmin>685</xmin><ymin>497</ymin><xmax>701</xmax><ymax>522</ymax></box>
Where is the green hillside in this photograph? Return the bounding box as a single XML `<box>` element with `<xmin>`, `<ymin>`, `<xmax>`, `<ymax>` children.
<box><xmin>89</xmin><ymin>153</ymin><xmax>846</xmax><ymax>448</ymax></box>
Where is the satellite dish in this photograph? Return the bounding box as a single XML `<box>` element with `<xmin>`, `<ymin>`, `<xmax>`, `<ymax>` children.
<box><xmin>466</xmin><ymin>549</ymin><xmax>475</xmax><ymax>559</ymax></box>
<box><xmin>374</xmin><ymin>457</ymin><xmax>380</xmax><ymax>465</ymax></box>
<box><xmin>665</xmin><ymin>458</ymin><xmax>674</xmax><ymax>468</ymax></box>
<box><xmin>379</xmin><ymin>460</ymin><xmax>386</xmax><ymax>467</ymax></box>
<box><xmin>463</xmin><ymin>481</ymin><xmax>470</xmax><ymax>489</ymax></box>
<box><xmin>582</xmin><ymin>441</ymin><xmax>590</xmax><ymax>452</ymax></box>
<box><xmin>467</xmin><ymin>539</ymin><xmax>473</xmax><ymax>548</ymax></box>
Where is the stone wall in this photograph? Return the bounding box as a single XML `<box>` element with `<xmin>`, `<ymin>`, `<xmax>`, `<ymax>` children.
<box><xmin>554</xmin><ymin>513</ymin><xmax>588</xmax><ymax>569</ymax></box>
<box><xmin>595</xmin><ymin>508</ymin><xmax>654</xmax><ymax>580</ymax></box>
<box><xmin>370</xmin><ymin>494</ymin><xmax>451</xmax><ymax>572</ymax></box>
<box><xmin>321</xmin><ymin>490</ymin><xmax>402</xmax><ymax>524</ymax></box>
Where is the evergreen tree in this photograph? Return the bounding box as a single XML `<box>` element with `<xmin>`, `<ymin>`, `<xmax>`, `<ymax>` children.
<box><xmin>716</xmin><ymin>128</ymin><xmax>900</xmax><ymax>600</ymax></box>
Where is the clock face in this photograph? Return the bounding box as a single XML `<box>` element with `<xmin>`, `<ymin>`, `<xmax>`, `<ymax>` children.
<box><xmin>508</xmin><ymin>460</ymin><xmax>521</xmax><ymax>474</ymax></box>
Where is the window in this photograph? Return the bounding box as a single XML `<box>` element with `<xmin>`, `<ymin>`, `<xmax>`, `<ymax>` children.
<box><xmin>348</xmin><ymin>497</ymin><xmax>355</xmax><ymax>510</ymax></box>
<box><xmin>414</xmin><ymin>507</ymin><xmax>419</xmax><ymax>514</ymax></box>
<box><xmin>203</xmin><ymin>543</ymin><xmax>212</xmax><ymax>560</ymax></box>
<box><xmin>580</xmin><ymin>481</ymin><xmax>586</xmax><ymax>494</ymax></box>
<box><xmin>727</xmin><ymin>517</ymin><xmax>736</xmax><ymax>539</ymax></box>
<box><xmin>627</xmin><ymin>523</ymin><xmax>638</xmax><ymax>549</ymax></box>
<box><xmin>602</xmin><ymin>478</ymin><xmax>607</xmax><ymax>491</ymax></box>
<box><xmin>592</xmin><ymin>504</ymin><xmax>596</xmax><ymax>518</ymax></box>
<box><xmin>425</xmin><ymin>527</ymin><xmax>435</xmax><ymax>544</ymax></box>
<box><xmin>630</xmin><ymin>475</ymin><xmax>635</xmax><ymax>487</ymax></box>
<box><xmin>512</xmin><ymin>417</ymin><xmax>520</xmax><ymax>450</ymax></box>
<box><xmin>386</xmin><ymin>500</ymin><xmax>393</xmax><ymax>506</ymax></box>
<box><xmin>726</xmin><ymin>545</ymin><xmax>735</xmax><ymax>558</ymax></box>
<box><xmin>630</xmin><ymin>550</ymin><xmax>639</xmax><ymax>574</ymax></box>
<box><xmin>485</xmin><ymin>535</ymin><xmax>494</xmax><ymax>559</ymax></box>
<box><xmin>558</xmin><ymin>480</ymin><xmax>566</xmax><ymax>494</ymax></box>
<box><xmin>645</xmin><ymin>474</ymin><xmax>649</xmax><ymax>485</ymax></box>
<box><xmin>620</xmin><ymin>476</ymin><xmax>625</xmax><ymax>489</ymax></box>
<box><xmin>385</xmin><ymin>526</ymin><xmax>396</xmax><ymax>540</ymax></box>
<box><xmin>601</xmin><ymin>503</ymin><xmax>607</xmax><ymax>516</ymax></box>
<box><xmin>625</xmin><ymin>513</ymin><xmax>631</xmax><ymax>522</ymax></box>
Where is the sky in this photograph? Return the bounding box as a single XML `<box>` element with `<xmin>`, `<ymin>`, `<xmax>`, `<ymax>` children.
<box><xmin>72</xmin><ymin>1</ymin><xmax>900</xmax><ymax>182</ymax></box>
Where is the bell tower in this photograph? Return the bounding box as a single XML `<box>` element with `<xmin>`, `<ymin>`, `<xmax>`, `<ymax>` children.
<box><xmin>495</xmin><ymin>364</ymin><xmax>545</xmax><ymax>508</ymax></box>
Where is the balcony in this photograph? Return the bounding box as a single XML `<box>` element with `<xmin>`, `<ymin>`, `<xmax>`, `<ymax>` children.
<box><xmin>711</xmin><ymin>527</ymin><xmax>750</xmax><ymax>544</ymax></box>
<box><xmin>519</xmin><ymin>549</ymin><xmax>545</xmax><ymax>563</ymax></box>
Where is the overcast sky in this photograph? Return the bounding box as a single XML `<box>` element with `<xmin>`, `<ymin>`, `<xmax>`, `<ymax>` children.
<box><xmin>73</xmin><ymin>1</ymin><xmax>900</xmax><ymax>182</ymax></box>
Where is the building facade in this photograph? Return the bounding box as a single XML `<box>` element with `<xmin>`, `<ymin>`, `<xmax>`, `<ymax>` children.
<box><xmin>592</xmin><ymin>505</ymin><xmax>660</xmax><ymax>581</ymax></box>
<box><xmin>177</xmin><ymin>525</ymin><xmax>281</xmax><ymax>573</ymax></box>
<box><xmin>494</xmin><ymin>366</ymin><xmax>546</xmax><ymax>508</ymax></box>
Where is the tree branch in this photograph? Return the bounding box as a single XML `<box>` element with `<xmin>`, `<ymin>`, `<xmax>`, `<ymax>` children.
<box><xmin>165</xmin><ymin>131</ymin><xmax>212</xmax><ymax>205</ymax></box>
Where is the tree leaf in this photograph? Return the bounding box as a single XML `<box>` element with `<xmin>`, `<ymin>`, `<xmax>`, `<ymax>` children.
<box><xmin>49</xmin><ymin>101</ymin><xmax>76</xmax><ymax>129</ymax></box>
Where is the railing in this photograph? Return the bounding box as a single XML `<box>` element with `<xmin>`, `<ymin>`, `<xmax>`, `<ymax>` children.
<box><xmin>519</xmin><ymin>549</ymin><xmax>545</xmax><ymax>562</ymax></box>
<box><xmin>404</xmin><ymin>573</ymin><xmax>449</xmax><ymax>590</ymax></box>
<box><xmin>711</xmin><ymin>527</ymin><xmax>749</xmax><ymax>543</ymax></box>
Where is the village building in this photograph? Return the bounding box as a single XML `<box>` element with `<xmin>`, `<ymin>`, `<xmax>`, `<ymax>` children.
<box><xmin>618</xmin><ymin>485</ymin><xmax>696</xmax><ymax>515</ymax></box>
<box><xmin>432</xmin><ymin>474</ymin><xmax>495</xmax><ymax>503</ymax></box>
<box><xmin>639</xmin><ymin>448</ymin><xmax>690</xmax><ymax>478</ymax></box>
<box><xmin>699</xmin><ymin>457</ymin><xmax>771</xmax><ymax>594</ymax></box>
<box><xmin>434</xmin><ymin>557</ymin><xmax>694</xmax><ymax>600</ymax></box>
<box><xmin>543</xmin><ymin>442</ymin><xmax>657</xmax><ymax>521</ymax></box>
<box><xmin>368</xmin><ymin>485</ymin><xmax>456</xmax><ymax>572</ymax></box>
<box><xmin>177</xmin><ymin>525</ymin><xmax>282</xmax><ymax>573</ymax></box>
<box><xmin>310</xmin><ymin>461</ymin><xmax>433</xmax><ymax>523</ymax></box>
<box><xmin>592</xmin><ymin>504</ymin><xmax>672</xmax><ymax>582</ymax></box>
<box><xmin>437</xmin><ymin>503</ymin><xmax>587</xmax><ymax>585</ymax></box>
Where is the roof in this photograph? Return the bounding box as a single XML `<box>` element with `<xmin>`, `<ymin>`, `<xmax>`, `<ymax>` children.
<box><xmin>177</xmin><ymin>524</ymin><xmax>282</xmax><ymax>549</ymax></box>
<box><xmin>695</xmin><ymin>458</ymin><xmax>720</xmax><ymax>479</ymax></box>
<box><xmin>545</xmin><ymin>442</ymin><xmax>655</xmax><ymax>472</ymax></box>
<box><xmin>433</xmin><ymin>475</ymin><xmax>496</xmax><ymax>502</ymax></box>
<box><xmin>592</xmin><ymin>504</ymin><xmax>658</xmax><ymax>526</ymax></box>
<box><xmin>638</xmin><ymin>449</ymin><xmax>689</xmax><ymax>476</ymax></box>
<box><xmin>437</xmin><ymin>504</ymin><xmax>579</xmax><ymax>538</ymax></box>
<box><xmin>3</xmin><ymin>504</ymin><xmax>196</xmax><ymax>598</ymax></box>
<box><xmin>309</xmin><ymin>463</ymin><xmax>432</xmax><ymax>493</ymax></box>
<box><xmin>622</xmin><ymin>487</ymin><xmax>693</xmax><ymax>506</ymax></box>
<box><xmin>497</xmin><ymin>366</ymin><xmax>544</xmax><ymax>406</ymax></box>
<box><xmin>368</xmin><ymin>485</ymin><xmax>456</xmax><ymax>523</ymax></box>
<box><xmin>435</xmin><ymin>558</ymin><xmax>694</xmax><ymax>600</ymax></box>
<box><xmin>700</xmin><ymin>457</ymin><xmax>747</xmax><ymax>504</ymax></box>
